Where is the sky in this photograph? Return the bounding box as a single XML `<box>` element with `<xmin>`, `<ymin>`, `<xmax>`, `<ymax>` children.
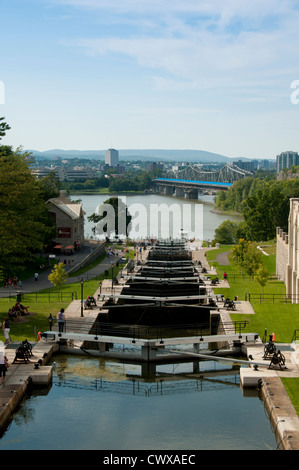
<box><xmin>1</xmin><ymin>0</ymin><xmax>299</xmax><ymax>159</ymax></box>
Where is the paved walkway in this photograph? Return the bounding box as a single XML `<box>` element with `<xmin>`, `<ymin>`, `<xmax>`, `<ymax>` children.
<box><xmin>0</xmin><ymin>241</ymin><xmax>128</xmax><ymax>298</ymax></box>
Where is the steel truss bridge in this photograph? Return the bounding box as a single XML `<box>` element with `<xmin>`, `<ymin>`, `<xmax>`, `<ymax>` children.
<box><xmin>153</xmin><ymin>163</ymin><xmax>252</xmax><ymax>199</ymax></box>
<box><xmin>153</xmin><ymin>177</ymin><xmax>232</xmax><ymax>199</ymax></box>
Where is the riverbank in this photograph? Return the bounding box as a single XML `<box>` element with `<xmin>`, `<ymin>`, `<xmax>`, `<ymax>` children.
<box><xmin>69</xmin><ymin>190</ymin><xmax>147</xmax><ymax>195</ymax></box>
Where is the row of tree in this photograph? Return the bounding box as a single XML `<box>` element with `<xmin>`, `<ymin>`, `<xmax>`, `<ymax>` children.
<box><xmin>231</xmin><ymin>239</ymin><xmax>269</xmax><ymax>291</ymax></box>
<box><xmin>213</xmin><ymin>177</ymin><xmax>299</xmax><ymax>242</ymax></box>
<box><xmin>0</xmin><ymin>117</ymin><xmax>59</xmax><ymax>278</ymax></box>
<box><xmin>61</xmin><ymin>169</ymin><xmax>160</xmax><ymax>193</ymax></box>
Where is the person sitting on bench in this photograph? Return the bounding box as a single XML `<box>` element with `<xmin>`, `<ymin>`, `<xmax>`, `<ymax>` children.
<box><xmin>13</xmin><ymin>301</ymin><xmax>29</xmax><ymax>316</ymax></box>
<box><xmin>8</xmin><ymin>308</ymin><xmax>18</xmax><ymax>321</ymax></box>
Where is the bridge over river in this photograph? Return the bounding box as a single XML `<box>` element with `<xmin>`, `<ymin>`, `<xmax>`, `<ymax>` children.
<box><xmin>153</xmin><ymin>177</ymin><xmax>232</xmax><ymax>199</ymax></box>
<box><xmin>153</xmin><ymin>162</ymin><xmax>252</xmax><ymax>199</ymax></box>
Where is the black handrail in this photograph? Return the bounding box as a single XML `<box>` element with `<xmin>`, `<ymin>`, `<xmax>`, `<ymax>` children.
<box><xmin>291</xmin><ymin>329</ymin><xmax>299</xmax><ymax>343</ymax></box>
<box><xmin>9</xmin><ymin>291</ymin><xmax>77</xmax><ymax>302</ymax></box>
<box><xmin>52</xmin><ymin>319</ymin><xmax>249</xmax><ymax>341</ymax></box>
<box><xmin>247</xmin><ymin>292</ymin><xmax>299</xmax><ymax>303</ymax></box>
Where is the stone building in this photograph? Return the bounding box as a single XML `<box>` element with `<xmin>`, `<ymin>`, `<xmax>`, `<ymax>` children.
<box><xmin>46</xmin><ymin>191</ymin><xmax>85</xmax><ymax>252</ymax></box>
<box><xmin>276</xmin><ymin>198</ymin><xmax>299</xmax><ymax>302</ymax></box>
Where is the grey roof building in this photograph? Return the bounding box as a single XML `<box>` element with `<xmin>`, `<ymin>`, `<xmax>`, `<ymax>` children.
<box><xmin>46</xmin><ymin>191</ymin><xmax>85</xmax><ymax>251</ymax></box>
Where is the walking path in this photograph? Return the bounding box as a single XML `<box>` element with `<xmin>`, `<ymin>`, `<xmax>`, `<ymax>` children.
<box><xmin>0</xmin><ymin>240</ymin><xmax>126</xmax><ymax>298</ymax></box>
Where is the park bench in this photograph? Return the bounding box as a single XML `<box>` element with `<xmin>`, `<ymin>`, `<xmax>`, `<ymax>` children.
<box><xmin>13</xmin><ymin>339</ymin><xmax>33</xmax><ymax>364</ymax></box>
<box><xmin>224</xmin><ymin>298</ymin><xmax>236</xmax><ymax>310</ymax></box>
<box><xmin>84</xmin><ymin>296</ymin><xmax>97</xmax><ymax>310</ymax></box>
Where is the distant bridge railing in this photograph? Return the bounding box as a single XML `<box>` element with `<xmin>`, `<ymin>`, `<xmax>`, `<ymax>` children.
<box><xmin>153</xmin><ymin>178</ymin><xmax>232</xmax><ymax>190</ymax></box>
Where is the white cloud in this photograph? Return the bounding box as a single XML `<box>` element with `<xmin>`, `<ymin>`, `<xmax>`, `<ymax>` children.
<box><xmin>57</xmin><ymin>0</ymin><xmax>299</xmax><ymax>92</ymax></box>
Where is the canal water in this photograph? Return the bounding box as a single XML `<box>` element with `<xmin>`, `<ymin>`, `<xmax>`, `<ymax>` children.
<box><xmin>0</xmin><ymin>355</ymin><xmax>277</xmax><ymax>450</ymax></box>
<box><xmin>0</xmin><ymin>194</ymin><xmax>274</xmax><ymax>450</ymax></box>
<box><xmin>77</xmin><ymin>193</ymin><xmax>242</xmax><ymax>241</ymax></box>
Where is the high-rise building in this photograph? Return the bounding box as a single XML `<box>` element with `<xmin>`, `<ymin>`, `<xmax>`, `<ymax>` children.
<box><xmin>233</xmin><ymin>160</ymin><xmax>254</xmax><ymax>172</ymax></box>
<box><xmin>276</xmin><ymin>151</ymin><xmax>299</xmax><ymax>172</ymax></box>
<box><xmin>105</xmin><ymin>148</ymin><xmax>119</xmax><ymax>167</ymax></box>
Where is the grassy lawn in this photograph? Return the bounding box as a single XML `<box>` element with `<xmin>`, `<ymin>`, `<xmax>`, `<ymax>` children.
<box><xmin>206</xmin><ymin>245</ymin><xmax>299</xmax><ymax>344</ymax></box>
<box><xmin>207</xmin><ymin>244</ymin><xmax>299</xmax><ymax>414</ymax></box>
<box><xmin>281</xmin><ymin>378</ymin><xmax>299</xmax><ymax>415</ymax></box>
<box><xmin>0</xmin><ymin>257</ymin><xmax>131</xmax><ymax>343</ymax></box>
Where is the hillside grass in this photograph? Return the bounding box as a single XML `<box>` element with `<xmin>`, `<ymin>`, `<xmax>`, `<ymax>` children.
<box><xmin>205</xmin><ymin>244</ymin><xmax>299</xmax><ymax>344</ymax></box>
<box><xmin>207</xmin><ymin>244</ymin><xmax>299</xmax><ymax>414</ymax></box>
<box><xmin>281</xmin><ymin>378</ymin><xmax>299</xmax><ymax>415</ymax></box>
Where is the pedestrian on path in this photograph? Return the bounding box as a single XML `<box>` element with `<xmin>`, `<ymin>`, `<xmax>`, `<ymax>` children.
<box><xmin>34</xmin><ymin>272</ymin><xmax>39</xmax><ymax>282</ymax></box>
<box><xmin>2</xmin><ymin>317</ymin><xmax>10</xmax><ymax>345</ymax></box>
<box><xmin>57</xmin><ymin>308</ymin><xmax>65</xmax><ymax>333</ymax></box>
<box><xmin>0</xmin><ymin>353</ymin><xmax>8</xmax><ymax>385</ymax></box>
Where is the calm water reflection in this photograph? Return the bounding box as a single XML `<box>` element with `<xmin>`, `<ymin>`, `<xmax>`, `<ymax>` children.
<box><xmin>78</xmin><ymin>193</ymin><xmax>242</xmax><ymax>241</ymax></box>
<box><xmin>0</xmin><ymin>355</ymin><xmax>276</xmax><ymax>450</ymax></box>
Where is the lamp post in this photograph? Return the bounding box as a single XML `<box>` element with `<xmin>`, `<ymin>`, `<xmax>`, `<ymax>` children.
<box><xmin>111</xmin><ymin>261</ymin><xmax>114</xmax><ymax>290</ymax></box>
<box><xmin>81</xmin><ymin>278</ymin><xmax>84</xmax><ymax>317</ymax></box>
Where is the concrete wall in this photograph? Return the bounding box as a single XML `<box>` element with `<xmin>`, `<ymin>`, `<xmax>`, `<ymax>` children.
<box><xmin>276</xmin><ymin>227</ymin><xmax>288</xmax><ymax>283</ymax></box>
<box><xmin>277</xmin><ymin>198</ymin><xmax>299</xmax><ymax>303</ymax></box>
<box><xmin>67</xmin><ymin>241</ymin><xmax>106</xmax><ymax>275</ymax></box>
<box><xmin>286</xmin><ymin>199</ymin><xmax>299</xmax><ymax>302</ymax></box>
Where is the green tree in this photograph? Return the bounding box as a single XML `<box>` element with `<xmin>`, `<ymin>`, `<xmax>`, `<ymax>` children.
<box><xmin>48</xmin><ymin>262</ymin><xmax>68</xmax><ymax>290</ymax></box>
<box><xmin>0</xmin><ymin>117</ymin><xmax>10</xmax><ymax>140</ymax></box>
<box><xmin>243</xmin><ymin>244</ymin><xmax>262</xmax><ymax>276</ymax></box>
<box><xmin>231</xmin><ymin>239</ymin><xmax>262</xmax><ymax>276</ymax></box>
<box><xmin>0</xmin><ymin>142</ymin><xmax>55</xmax><ymax>275</ymax></box>
<box><xmin>242</xmin><ymin>183</ymin><xmax>289</xmax><ymax>240</ymax></box>
<box><xmin>88</xmin><ymin>196</ymin><xmax>132</xmax><ymax>238</ymax></box>
<box><xmin>38</xmin><ymin>172</ymin><xmax>60</xmax><ymax>201</ymax></box>
<box><xmin>213</xmin><ymin>220</ymin><xmax>238</xmax><ymax>244</ymax></box>
<box><xmin>231</xmin><ymin>239</ymin><xmax>250</xmax><ymax>271</ymax></box>
<box><xmin>254</xmin><ymin>264</ymin><xmax>269</xmax><ymax>293</ymax></box>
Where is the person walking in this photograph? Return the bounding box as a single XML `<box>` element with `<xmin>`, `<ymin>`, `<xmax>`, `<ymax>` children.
<box><xmin>57</xmin><ymin>308</ymin><xmax>65</xmax><ymax>333</ymax></box>
<box><xmin>34</xmin><ymin>272</ymin><xmax>39</xmax><ymax>282</ymax></box>
<box><xmin>0</xmin><ymin>353</ymin><xmax>8</xmax><ymax>385</ymax></box>
<box><xmin>2</xmin><ymin>317</ymin><xmax>10</xmax><ymax>345</ymax></box>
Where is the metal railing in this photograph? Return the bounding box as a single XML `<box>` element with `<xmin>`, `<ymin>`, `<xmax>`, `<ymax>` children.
<box><xmin>291</xmin><ymin>329</ymin><xmax>299</xmax><ymax>343</ymax></box>
<box><xmin>246</xmin><ymin>292</ymin><xmax>299</xmax><ymax>303</ymax></box>
<box><xmin>51</xmin><ymin>319</ymin><xmax>249</xmax><ymax>341</ymax></box>
<box><xmin>8</xmin><ymin>291</ymin><xmax>78</xmax><ymax>302</ymax></box>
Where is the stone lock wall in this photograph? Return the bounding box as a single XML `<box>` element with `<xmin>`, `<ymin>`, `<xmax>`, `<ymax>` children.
<box><xmin>276</xmin><ymin>227</ymin><xmax>288</xmax><ymax>284</ymax></box>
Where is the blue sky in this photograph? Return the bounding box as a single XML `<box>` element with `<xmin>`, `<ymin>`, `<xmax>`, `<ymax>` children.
<box><xmin>1</xmin><ymin>0</ymin><xmax>299</xmax><ymax>158</ymax></box>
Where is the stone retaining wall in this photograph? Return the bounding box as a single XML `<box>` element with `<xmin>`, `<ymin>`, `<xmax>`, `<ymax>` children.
<box><xmin>276</xmin><ymin>227</ymin><xmax>288</xmax><ymax>284</ymax></box>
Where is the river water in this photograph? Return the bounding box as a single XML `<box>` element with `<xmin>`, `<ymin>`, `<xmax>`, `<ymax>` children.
<box><xmin>0</xmin><ymin>193</ymin><xmax>276</xmax><ymax>450</ymax></box>
<box><xmin>78</xmin><ymin>193</ymin><xmax>242</xmax><ymax>241</ymax></box>
<box><xmin>0</xmin><ymin>355</ymin><xmax>277</xmax><ymax>450</ymax></box>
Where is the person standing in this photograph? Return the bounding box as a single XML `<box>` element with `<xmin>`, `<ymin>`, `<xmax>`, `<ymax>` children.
<box><xmin>34</xmin><ymin>272</ymin><xmax>39</xmax><ymax>282</ymax></box>
<box><xmin>0</xmin><ymin>353</ymin><xmax>8</xmax><ymax>385</ymax></box>
<box><xmin>57</xmin><ymin>308</ymin><xmax>65</xmax><ymax>333</ymax></box>
<box><xmin>2</xmin><ymin>317</ymin><xmax>10</xmax><ymax>345</ymax></box>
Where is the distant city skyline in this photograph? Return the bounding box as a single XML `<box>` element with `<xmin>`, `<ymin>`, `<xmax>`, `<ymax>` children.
<box><xmin>1</xmin><ymin>1</ymin><xmax>299</xmax><ymax>159</ymax></box>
